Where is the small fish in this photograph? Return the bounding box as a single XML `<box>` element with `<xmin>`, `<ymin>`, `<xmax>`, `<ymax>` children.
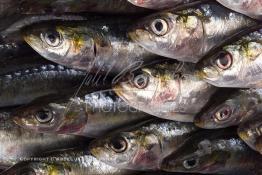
<box><xmin>238</xmin><ymin>116</ymin><xmax>262</xmax><ymax>152</ymax></box>
<box><xmin>22</xmin><ymin>17</ymin><xmax>160</xmax><ymax>75</ymax></box>
<box><xmin>195</xmin><ymin>89</ymin><xmax>262</xmax><ymax>129</ymax></box>
<box><xmin>0</xmin><ymin>59</ymin><xmax>106</xmax><ymax>107</ymax></box>
<box><xmin>217</xmin><ymin>0</ymin><xmax>262</xmax><ymax>20</ymax></box>
<box><xmin>89</xmin><ymin>120</ymin><xmax>198</xmax><ymax>170</ymax></box>
<box><xmin>0</xmin><ymin>110</ymin><xmax>86</xmax><ymax>170</ymax></box>
<box><xmin>196</xmin><ymin>28</ymin><xmax>262</xmax><ymax>88</ymax></box>
<box><xmin>127</xmin><ymin>0</ymin><xmax>196</xmax><ymax>9</ymax></box>
<box><xmin>2</xmin><ymin>149</ymin><xmax>134</xmax><ymax>175</ymax></box>
<box><xmin>12</xmin><ymin>90</ymin><xmax>149</xmax><ymax>138</ymax></box>
<box><xmin>128</xmin><ymin>1</ymin><xmax>257</xmax><ymax>63</ymax></box>
<box><xmin>161</xmin><ymin>129</ymin><xmax>261</xmax><ymax>174</ymax></box>
<box><xmin>18</xmin><ymin>0</ymin><xmax>150</xmax><ymax>14</ymax></box>
<box><xmin>113</xmin><ymin>62</ymin><xmax>217</xmax><ymax>122</ymax></box>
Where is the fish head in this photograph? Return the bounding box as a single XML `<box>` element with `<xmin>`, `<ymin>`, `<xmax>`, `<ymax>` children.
<box><xmin>197</xmin><ymin>35</ymin><xmax>262</xmax><ymax>87</ymax></box>
<box><xmin>12</xmin><ymin>98</ymin><xmax>87</xmax><ymax>134</ymax></box>
<box><xmin>128</xmin><ymin>11</ymin><xmax>203</xmax><ymax>60</ymax></box>
<box><xmin>89</xmin><ymin>130</ymin><xmax>161</xmax><ymax>170</ymax></box>
<box><xmin>4</xmin><ymin>162</ymin><xmax>67</xmax><ymax>175</ymax></box>
<box><xmin>161</xmin><ymin>139</ymin><xmax>230</xmax><ymax>173</ymax></box>
<box><xmin>195</xmin><ymin>97</ymin><xmax>243</xmax><ymax>129</ymax></box>
<box><xmin>23</xmin><ymin>23</ymin><xmax>101</xmax><ymax>69</ymax></box>
<box><xmin>114</xmin><ymin>64</ymin><xmax>180</xmax><ymax>115</ymax></box>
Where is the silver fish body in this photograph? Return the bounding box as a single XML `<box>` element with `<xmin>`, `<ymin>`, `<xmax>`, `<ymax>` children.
<box><xmin>0</xmin><ymin>111</ymin><xmax>86</xmax><ymax>170</ymax></box>
<box><xmin>127</xmin><ymin>0</ymin><xmax>197</xmax><ymax>9</ymax></box>
<box><xmin>114</xmin><ymin>62</ymin><xmax>217</xmax><ymax>122</ymax></box>
<box><xmin>161</xmin><ymin>130</ymin><xmax>261</xmax><ymax>174</ymax></box>
<box><xmin>2</xmin><ymin>149</ymin><xmax>134</xmax><ymax>175</ymax></box>
<box><xmin>13</xmin><ymin>90</ymin><xmax>149</xmax><ymax>138</ymax></box>
<box><xmin>197</xmin><ymin>28</ymin><xmax>262</xmax><ymax>88</ymax></box>
<box><xmin>23</xmin><ymin>17</ymin><xmax>160</xmax><ymax>75</ymax></box>
<box><xmin>129</xmin><ymin>1</ymin><xmax>257</xmax><ymax>63</ymax></box>
<box><xmin>217</xmin><ymin>0</ymin><xmax>262</xmax><ymax>20</ymax></box>
<box><xmin>195</xmin><ymin>89</ymin><xmax>262</xmax><ymax>129</ymax></box>
<box><xmin>89</xmin><ymin>120</ymin><xmax>198</xmax><ymax>170</ymax></box>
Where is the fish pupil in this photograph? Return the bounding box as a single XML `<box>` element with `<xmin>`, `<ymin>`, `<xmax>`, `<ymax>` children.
<box><xmin>137</xmin><ymin>77</ymin><xmax>145</xmax><ymax>87</ymax></box>
<box><xmin>109</xmin><ymin>137</ymin><xmax>127</xmax><ymax>153</ymax></box>
<box><xmin>155</xmin><ymin>21</ymin><xmax>163</xmax><ymax>32</ymax></box>
<box><xmin>38</xmin><ymin>111</ymin><xmax>48</xmax><ymax>120</ymax></box>
<box><xmin>47</xmin><ymin>33</ymin><xmax>57</xmax><ymax>43</ymax></box>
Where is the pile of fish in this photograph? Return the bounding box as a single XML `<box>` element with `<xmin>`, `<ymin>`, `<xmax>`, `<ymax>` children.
<box><xmin>0</xmin><ymin>0</ymin><xmax>261</xmax><ymax>174</ymax></box>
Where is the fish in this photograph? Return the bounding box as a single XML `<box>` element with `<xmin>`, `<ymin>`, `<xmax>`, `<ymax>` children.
<box><xmin>89</xmin><ymin>120</ymin><xmax>198</xmax><ymax>170</ymax></box>
<box><xmin>0</xmin><ymin>58</ymin><xmax>108</xmax><ymax>107</ymax></box>
<box><xmin>0</xmin><ymin>110</ymin><xmax>88</xmax><ymax>170</ymax></box>
<box><xmin>217</xmin><ymin>0</ymin><xmax>262</xmax><ymax>20</ymax></box>
<box><xmin>22</xmin><ymin>17</ymin><xmax>161</xmax><ymax>75</ymax></box>
<box><xmin>127</xmin><ymin>0</ymin><xmax>197</xmax><ymax>10</ymax></box>
<box><xmin>128</xmin><ymin>1</ymin><xmax>257</xmax><ymax>63</ymax></box>
<box><xmin>17</xmin><ymin>0</ymin><xmax>151</xmax><ymax>15</ymax></box>
<box><xmin>238</xmin><ymin>116</ymin><xmax>262</xmax><ymax>153</ymax></box>
<box><xmin>113</xmin><ymin>62</ymin><xmax>217</xmax><ymax>122</ymax></box>
<box><xmin>194</xmin><ymin>89</ymin><xmax>262</xmax><ymax>129</ymax></box>
<box><xmin>196</xmin><ymin>28</ymin><xmax>262</xmax><ymax>88</ymax></box>
<box><xmin>2</xmin><ymin>149</ymin><xmax>135</xmax><ymax>175</ymax></box>
<box><xmin>161</xmin><ymin>129</ymin><xmax>262</xmax><ymax>175</ymax></box>
<box><xmin>12</xmin><ymin>90</ymin><xmax>150</xmax><ymax>138</ymax></box>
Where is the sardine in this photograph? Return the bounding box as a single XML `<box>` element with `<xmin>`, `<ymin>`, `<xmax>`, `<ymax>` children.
<box><xmin>12</xmin><ymin>90</ymin><xmax>150</xmax><ymax>138</ymax></box>
<box><xmin>0</xmin><ymin>111</ymin><xmax>87</xmax><ymax>170</ymax></box>
<box><xmin>2</xmin><ymin>149</ymin><xmax>134</xmax><ymax>175</ymax></box>
<box><xmin>127</xmin><ymin>0</ymin><xmax>197</xmax><ymax>10</ymax></box>
<box><xmin>22</xmin><ymin>17</ymin><xmax>161</xmax><ymax>75</ymax></box>
<box><xmin>238</xmin><ymin>116</ymin><xmax>262</xmax><ymax>153</ymax></box>
<box><xmin>0</xmin><ymin>58</ymin><xmax>107</xmax><ymax>107</ymax></box>
<box><xmin>217</xmin><ymin>0</ymin><xmax>262</xmax><ymax>20</ymax></box>
<box><xmin>89</xmin><ymin>120</ymin><xmax>198</xmax><ymax>170</ymax></box>
<box><xmin>196</xmin><ymin>28</ymin><xmax>262</xmax><ymax>88</ymax></box>
<box><xmin>161</xmin><ymin>129</ymin><xmax>261</xmax><ymax>174</ymax></box>
<box><xmin>128</xmin><ymin>1</ymin><xmax>257</xmax><ymax>63</ymax></box>
<box><xmin>113</xmin><ymin>62</ymin><xmax>217</xmax><ymax>122</ymax></box>
<box><xmin>194</xmin><ymin>89</ymin><xmax>262</xmax><ymax>129</ymax></box>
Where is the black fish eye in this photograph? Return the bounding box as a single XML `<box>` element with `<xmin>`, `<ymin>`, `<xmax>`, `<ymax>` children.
<box><xmin>216</xmin><ymin>51</ymin><xmax>232</xmax><ymax>70</ymax></box>
<box><xmin>151</xmin><ymin>19</ymin><xmax>168</xmax><ymax>36</ymax></box>
<box><xmin>183</xmin><ymin>158</ymin><xmax>199</xmax><ymax>169</ymax></box>
<box><xmin>35</xmin><ymin>109</ymin><xmax>53</xmax><ymax>123</ymax></box>
<box><xmin>133</xmin><ymin>73</ymin><xmax>149</xmax><ymax>89</ymax></box>
<box><xmin>41</xmin><ymin>30</ymin><xmax>63</xmax><ymax>47</ymax></box>
<box><xmin>214</xmin><ymin>106</ymin><xmax>232</xmax><ymax>122</ymax></box>
<box><xmin>109</xmin><ymin>136</ymin><xmax>128</xmax><ymax>153</ymax></box>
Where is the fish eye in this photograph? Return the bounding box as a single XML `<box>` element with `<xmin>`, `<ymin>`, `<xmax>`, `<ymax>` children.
<box><xmin>150</xmin><ymin>19</ymin><xmax>168</xmax><ymax>36</ymax></box>
<box><xmin>40</xmin><ymin>30</ymin><xmax>63</xmax><ymax>47</ymax></box>
<box><xmin>214</xmin><ymin>106</ymin><xmax>232</xmax><ymax>122</ymax></box>
<box><xmin>183</xmin><ymin>158</ymin><xmax>199</xmax><ymax>169</ymax></box>
<box><xmin>216</xmin><ymin>51</ymin><xmax>232</xmax><ymax>70</ymax></box>
<box><xmin>133</xmin><ymin>73</ymin><xmax>149</xmax><ymax>89</ymax></box>
<box><xmin>109</xmin><ymin>136</ymin><xmax>128</xmax><ymax>153</ymax></box>
<box><xmin>34</xmin><ymin>109</ymin><xmax>53</xmax><ymax>123</ymax></box>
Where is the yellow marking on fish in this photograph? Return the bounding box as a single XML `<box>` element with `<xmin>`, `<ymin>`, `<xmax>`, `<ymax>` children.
<box><xmin>57</xmin><ymin>26</ymin><xmax>85</xmax><ymax>53</ymax></box>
